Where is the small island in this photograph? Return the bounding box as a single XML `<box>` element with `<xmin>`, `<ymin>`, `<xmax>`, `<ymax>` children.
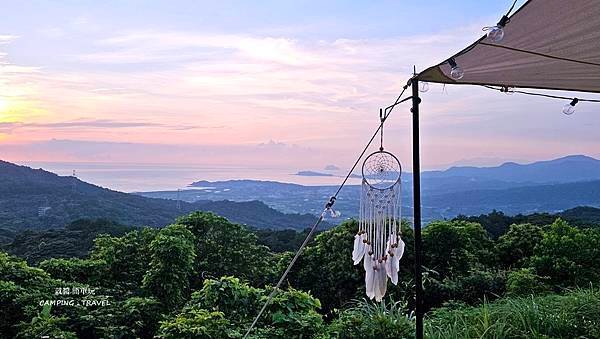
<box><xmin>295</xmin><ymin>170</ymin><xmax>334</xmax><ymax>177</ymax></box>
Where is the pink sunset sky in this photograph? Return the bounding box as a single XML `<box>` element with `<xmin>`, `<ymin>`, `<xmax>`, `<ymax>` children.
<box><xmin>1</xmin><ymin>0</ymin><xmax>599</xmax><ymax>173</ymax></box>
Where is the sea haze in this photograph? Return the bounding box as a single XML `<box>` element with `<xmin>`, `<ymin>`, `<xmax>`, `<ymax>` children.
<box><xmin>20</xmin><ymin>161</ymin><xmax>362</xmax><ymax>192</ymax></box>
<box><xmin>20</xmin><ymin>155</ymin><xmax>600</xmax><ymax>223</ymax></box>
<box><xmin>136</xmin><ymin>155</ymin><xmax>600</xmax><ymax>221</ymax></box>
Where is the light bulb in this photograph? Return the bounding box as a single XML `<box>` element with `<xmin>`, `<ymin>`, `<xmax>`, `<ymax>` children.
<box><xmin>419</xmin><ymin>82</ymin><xmax>429</xmax><ymax>93</ymax></box>
<box><xmin>487</xmin><ymin>26</ymin><xmax>505</xmax><ymax>42</ymax></box>
<box><xmin>448</xmin><ymin>58</ymin><xmax>464</xmax><ymax>80</ymax></box>
<box><xmin>450</xmin><ymin>66</ymin><xmax>464</xmax><ymax>80</ymax></box>
<box><xmin>484</xmin><ymin>15</ymin><xmax>509</xmax><ymax>43</ymax></box>
<box><xmin>562</xmin><ymin>104</ymin><xmax>576</xmax><ymax>115</ymax></box>
<box><xmin>562</xmin><ymin>98</ymin><xmax>578</xmax><ymax>115</ymax></box>
<box><xmin>562</xmin><ymin>104</ymin><xmax>575</xmax><ymax>115</ymax></box>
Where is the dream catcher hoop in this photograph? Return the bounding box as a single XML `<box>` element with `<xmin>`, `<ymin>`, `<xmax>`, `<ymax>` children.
<box><xmin>352</xmin><ymin>115</ymin><xmax>405</xmax><ymax>301</ymax></box>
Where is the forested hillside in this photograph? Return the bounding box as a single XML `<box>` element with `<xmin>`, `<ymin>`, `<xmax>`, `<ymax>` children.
<box><xmin>1</xmin><ymin>210</ymin><xmax>600</xmax><ymax>338</ymax></box>
<box><xmin>454</xmin><ymin>206</ymin><xmax>600</xmax><ymax>238</ymax></box>
<box><xmin>0</xmin><ymin>161</ymin><xmax>324</xmax><ymax>231</ymax></box>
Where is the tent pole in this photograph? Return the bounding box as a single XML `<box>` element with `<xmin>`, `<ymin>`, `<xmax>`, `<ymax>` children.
<box><xmin>411</xmin><ymin>78</ymin><xmax>424</xmax><ymax>339</ymax></box>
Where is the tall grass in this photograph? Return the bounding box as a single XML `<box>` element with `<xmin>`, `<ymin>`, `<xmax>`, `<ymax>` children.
<box><xmin>425</xmin><ymin>288</ymin><xmax>600</xmax><ymax>339</ymax></box>
<box><xmin>326</xmin><ymin>298</ymin><xmax>414</xmax><ymax>338</ymax></box>
<box><xmin>325</xmin><ymin>288</ymin><xmax>599</xmax><ymax>338</ymax></box>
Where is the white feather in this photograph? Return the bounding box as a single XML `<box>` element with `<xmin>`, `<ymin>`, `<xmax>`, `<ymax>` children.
<box><xmin>352</xmin><ymin>234</ymin><xmax>366</xmax><ymax>265</ymax></box>
<box><xmin>388</xmin><ymin>238</ymin><xmax>404</xmax><ymax>285</ymax></box>
<box><xmin>373</xmin><ymin>263</ymin><xmax>382</xmax><ymax>301</ymax></box>
<box><xmin>375</xmin><ymin>264</ymin><xmax>387</xmax><ymax>301</ymax></box>
<box><xmin>364</xmin><ymin>254</ymin><xmax>375</xmax><ymax>299</ymax></box>
<box><xmin>397</xmin><ymin>238</ymin><xmax>405</xmax><ymax>259</ymax></box>
<box><xmin>384</xmin><ymin>256</ymin><xmax>392</xmax><ymax>278</ymax></box>
<box><xmin>390</xmin><ymin>256</ymin><xmax>399</xmax><ymax>285</ymax></box>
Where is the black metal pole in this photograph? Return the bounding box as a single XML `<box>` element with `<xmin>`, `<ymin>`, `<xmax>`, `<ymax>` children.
<box><xmin>411</xmin><ymin>78</ymin><xmax>424</xmax><ymax>339</ymax></box>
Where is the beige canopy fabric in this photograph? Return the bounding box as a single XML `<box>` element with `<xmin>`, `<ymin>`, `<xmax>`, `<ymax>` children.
<box><xmin>417</xmin><ymin>0</ymin><xmax>600</xmax><ymax>94</ymax></box>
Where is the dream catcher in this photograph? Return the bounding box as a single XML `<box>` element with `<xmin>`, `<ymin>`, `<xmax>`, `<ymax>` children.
<box><xmin>352</xmin><ymin>114</ymin><xmax>405</xmax><ymax>301</ymax></box>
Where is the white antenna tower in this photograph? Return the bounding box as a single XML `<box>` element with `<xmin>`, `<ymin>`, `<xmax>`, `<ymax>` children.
<box><xmin>71</xmin><ymin>170</ymin><xmax>77</xmax><ymax>193</ymax></box>
<box><xmin>177</xmin><ymin>189</ymin><xmax>182</xmax><ymax>211</ymax></box>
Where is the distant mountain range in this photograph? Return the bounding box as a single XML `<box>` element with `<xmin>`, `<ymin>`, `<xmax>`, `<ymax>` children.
<box><xmin>296</xmin><ymin>155</ymin><xmax>600</xmax><ymax>184</ymax></box>
<box><xmin>140</xmin><ymin>155</ymin><xmax>600</xmax><ymax>221</ymax></box>
<box><xmin>2</xmin><ymin>155</ymin><xmax>599</xmax><ymax>230</ymax></box>
<box><xmin>424</xmin><ymin>155</ymin><xmax>600</xmax><ymax>183</ymax></box>
<box><xmin>0</xmin><ymin>161</ymin><xmax>326</xmax><ymax>231</ymax></box>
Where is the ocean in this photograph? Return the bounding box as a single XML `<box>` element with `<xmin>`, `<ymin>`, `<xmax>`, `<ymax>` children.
<box><xmin>21</xmin><ymin>161</ymin><xmax>361</xmax><ymax>193</ymax></box>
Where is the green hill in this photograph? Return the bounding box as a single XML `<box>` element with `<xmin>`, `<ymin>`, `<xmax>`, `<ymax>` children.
<box><xmin>0</xmin><ymin>160</ymin><xmax>324</xmax><ymax>231</ymax></box>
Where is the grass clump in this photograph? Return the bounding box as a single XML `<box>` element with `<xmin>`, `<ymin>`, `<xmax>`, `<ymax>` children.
<box><xmin>425</xmin><ymin>288</ymin><xmax>600</xmax><ymax>338</ymax></box>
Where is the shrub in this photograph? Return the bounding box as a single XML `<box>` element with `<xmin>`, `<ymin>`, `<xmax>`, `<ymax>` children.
<box><xmin>142</xmin><ymin>224</ymin><xmax>196</xmax><ymax>310</ymax></box>
<box><xmin>16</xmin><ymin>305</ymin><xmax>77</xmax><ymax>339</ymax></box>
<box><xmin>530</xmin><ymin>218</ymin><xmax>600</xmax><ymax>287</ymax></box>
<box><xmin>172</xmin><ymin>276</ymin><xmax>324</xmax><ymax>338</ymax></box>
<box><xmin>176</xmin><ymin>212</ymin><xmax>277</xmax><ymax>288</ymax></box>
<box><xmin>39</xmin><ymin>258</ymin><xmax>107</xmax><ymax>285</ymax></box>
<box><xmin>496</xmin><ymin>223</ymin><xmax>544</xmax><ymax>268</ymax></box>
<box><xmin>506</xmin><ymin>268</ymin><xmax>550</xmax><ymax>296</ymax></box>
<box><xmin>327</xmin><ymin>298</ymin><xmax>414</xmax><ymax>338</ymax></box>
<box><xmin>157</xmin><ymin>309</ymin><xmax>234</xmax><ymax>339</ymax></box>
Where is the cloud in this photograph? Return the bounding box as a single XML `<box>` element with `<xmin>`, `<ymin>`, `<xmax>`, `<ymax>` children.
<box><xmin>68</xmin><ymin>29</ymin><xmax>478</xmax><ymax>120</ymax></box>
<box><xmin>0</xmin><ymin>35</ymin><xmax>18</xmax><ymax>44</ymax></box>
<box><xmin>0</xmin><ymin>139</ymin><xmax>328</xmax><ymax>167</ymax></box>
<box><xmin>3</xmin><ymin>23</ymin><xmax>600</xmax><ymax>170</ymax></box>
<box><xmin>0</xmin><ymin>119</ymin><xmax>222</xmax><ymax>133</ymax></box>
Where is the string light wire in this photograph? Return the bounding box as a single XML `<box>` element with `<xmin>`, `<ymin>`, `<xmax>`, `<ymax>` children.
<box><xmin>481</xmin><ymin>85</ymin><xmax>600</xmax><ymax>103</ymax></box>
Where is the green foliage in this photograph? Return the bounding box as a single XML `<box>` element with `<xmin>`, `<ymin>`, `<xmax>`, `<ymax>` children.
<box><xmin>143</xmin><ymin>224</ymin><xmax>196</xmax><ymax>310</ymax></box>
<box><xmin>3</xmin><ymin>219</ymin><xmax>133</xmax><ymax>265</ymax></box>
<box><xmin>326</xmin><ymin>298</ymin><xmax>414</xmax><ymax>338</ymax></box>
<box><xmin>82</xmin><ymin>296</ymin><xmax>163</xmax><ymax>339</ymax></box>
<box><xmin>176</xmin><ymin>212</ymin><xmax>277</xmax><ymax>287</ymax></box>
<box><xmin>425</xmin><ymin>288</ymin><xmax>600</xmax><ymax>339</ymax></box>
<box><xmin>455</xmin><ymin>207</ymin><xmax>600</xmax><ymax>240</ymax></box>
<box><xmin>286</xmin><ymin>219</ymin><xmax>414</xmax><ymax>314</ymax></box>
<box><xmin>455</xmin><ymin>210</ymin><xmax>523</xmax><ymax>239</ymax></box>
<box><xmin>506</xmin><ymin>268</ymin><xmax>550</xmax><ymax>296</ymax></box>
<box><xmin>423</xmin><ymin>220</ymin><xmax>495</xmax><ymax>278</ymax></box>
<box><xmin>0</xmin><ymin>252</ymin><xmax>58</xmax><ymax>336</ymax></box>
<box><xmin>39</xmin><ymin>257</ymin><xmax>107</xmax><ymax>286</ymax></box>
<box><xmin>496</xmin><ymin>223</ymin><xmax>544</xmax><ymax>268</ymax></box>
<box><xmin>284</xmin><ymin>220</ymin><xmax>363</xmax><ymax>314</ymax></box>
<box><xmin>90</xmin><ymin>227</ymin><xmax>157</xmax><ymax>292</ymax></box>
<box><xmin>258</xmin><ymin>286</ymin><xmax>323</xmax><ymax>338</ymax></box>
<box><xmin>16</xmin><ymin>306</ymin><xmax>77</xmax><ymax>339</ymax></box>
<box><xmin>254</xmin><ymin>227</ymin><xmax>315</xmax><ymax>252</ymax></box>
<box><xmin>424</xmin><ymin>269</ymin><xmax>506</xmax><ymax>309</ymax></box>
<box><xmin>176</xmin><ymin>276</ymin><xmax>323</xmax><ymax>338</ymax></box>
<box><xmin>190</xmin><ymin>276</ymin><xmax>262</xmax><ymax>322</ymax></box>
<box><xmin>157</xmin><ymin>309</ymin><xmax>234</xmax><ymax>339</ymax></box>
<box><xmin>2</xmin><ymin>208</ymin><xmax>600</xmax><ymax>338</ymax></box>
<box><xmin>0</xmin><ymin>251</ymin><xmax>54</xmax><ymax>288</ymax></box>
<box><xmin>530</xmin><ymin>218</ymin><xmax>600</xmax><ymax>287</ymax></box>
<box><xmin>0</xmin><ymin>280</ymin><xmax>25</xmax><ymax>336</ymax></box>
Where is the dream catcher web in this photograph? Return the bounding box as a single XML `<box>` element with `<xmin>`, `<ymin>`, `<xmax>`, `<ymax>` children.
<box><xmin>352</xmin><ymin>118</ymin><xmax>404</xmax><ymax>301</ymax></box>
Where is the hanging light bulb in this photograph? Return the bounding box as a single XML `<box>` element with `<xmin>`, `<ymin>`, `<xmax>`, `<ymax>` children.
<box><xmin>501</xmin><ymin>86</ymin><xmax>514</xmax><ymax>95</ymax></box>
<box><xmin>419</xmin><ymin>81</ymin><xmax>429</xmax><ymax>93</ymax></box>
<box><xmin>484</xmin><ymin>15</ymin><xmax>510</xmax><ymax>43</ymax></box>
<box><xmin>486</xmin><ymin>26</ymin><xmax>505</xmax><ymax>43</ymax></box>
<box><xmin>562</xmin><ymin>98</ymin><xmax>578</xmax><ymax>115</ymax></box>
<box><xmin>448</xmin><ymin>58</ymin><xmax>464</xmax><ymax>80</ymax></box>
